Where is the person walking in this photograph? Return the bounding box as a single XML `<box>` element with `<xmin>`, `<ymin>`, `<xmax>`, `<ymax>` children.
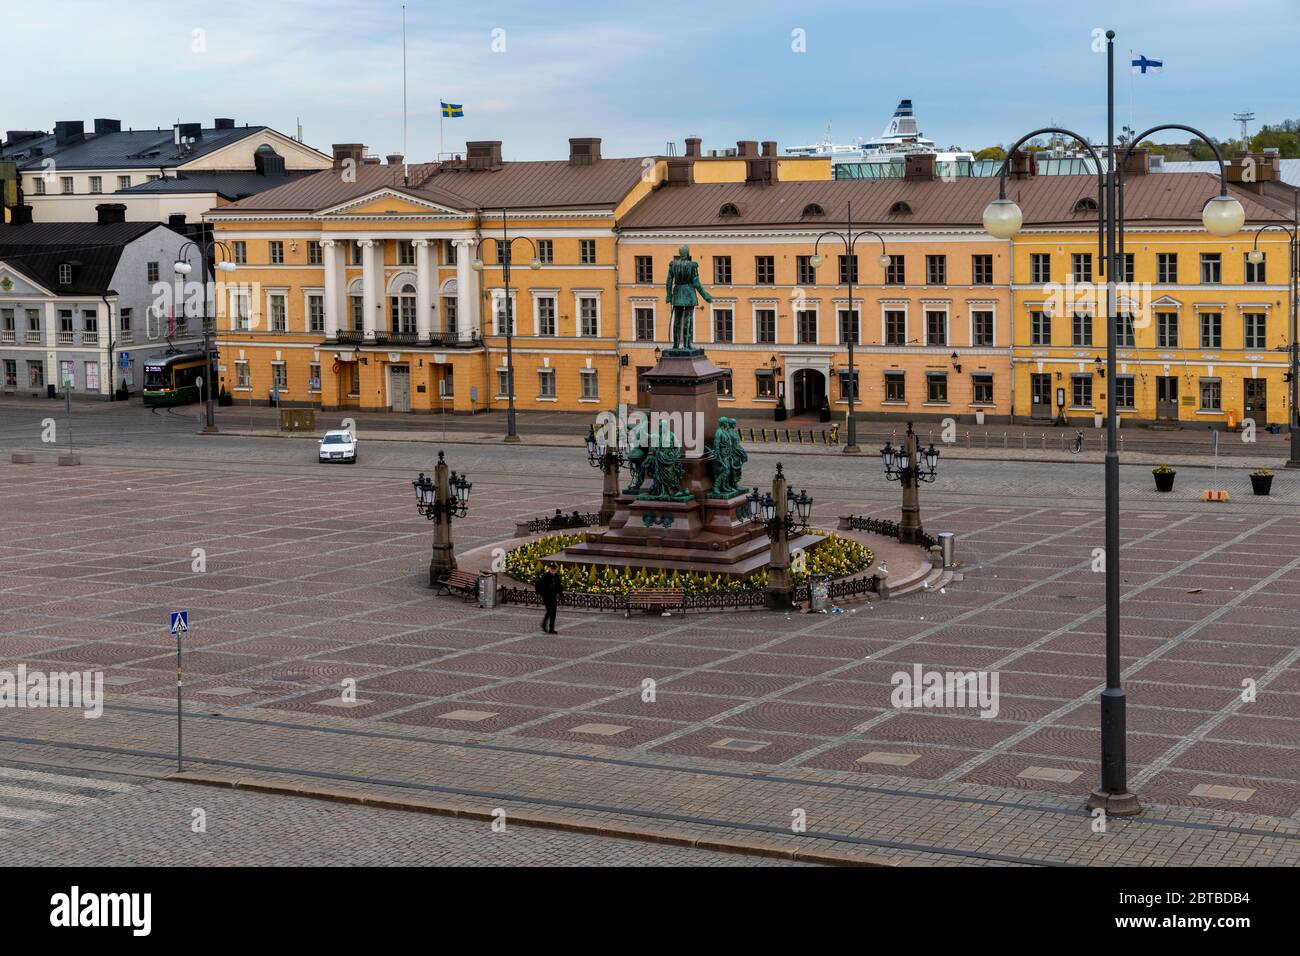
<box><xmin>537</xmin><ymin>563</ymin><xmax>563</xmax><ymax>634</ymax></box>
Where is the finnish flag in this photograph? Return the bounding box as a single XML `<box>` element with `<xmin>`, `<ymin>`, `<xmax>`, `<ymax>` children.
<box><xmin>1131</xmin><ymin>54</ymin><xmax>1163</xmax><ymax>75</ymax></box>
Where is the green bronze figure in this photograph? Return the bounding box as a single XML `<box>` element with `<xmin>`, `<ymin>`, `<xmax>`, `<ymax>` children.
<box><xmin>708</xmin><ymin>416</ymin><xmax>748</xmax><ymax>498</ymax></box>
<box><xmin>639</xmin><ymin>420</ymin><xmax>692</xmax><ymax>501</ymax></box>
<box><xmin>664</xmin><ymin>245</ymin><xmax>713</xmax><ymax>353</ymax></box>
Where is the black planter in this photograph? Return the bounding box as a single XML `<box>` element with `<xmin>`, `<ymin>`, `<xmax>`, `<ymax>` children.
<box><xmin>774</xmin><ymin>404</ymin><xmax>787</xmax><ymax>422</ymax></box>
<box><xmin>818</xmin><ymin>406</ymin><xmax>831</xmax><ymax>423</ymax></box>
<box><xmin>1250</xmin><ymin>473</ymin><xmax>1273</xmax><ymax>496</ymax></box>
<box><xmin>1153</xmin><ymin>471</ymin><xmax>1176</xmax><ymax>493</ymax></box>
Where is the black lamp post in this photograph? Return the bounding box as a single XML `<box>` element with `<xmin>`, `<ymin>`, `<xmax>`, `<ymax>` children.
<box><xmin>747</xmin><ymin>463</ymin><xmax>813</xmax><ymax>610</ymax></box>
<box><xmin>471</xmin><ymin>211</ymin><xmax>541</xmax><ymax>443</ymax></box>
<box><xmin>585</xmin><ymin>422</ymin><xmax>627</xmax><ymax>521</ymax></box>
<box><xmin>981</xmin><ymin>29</ymin><xmax>1245</xmax><ymax>817</ymax></box>
<box><xmin>413</xmin><ymin>450</ymin><xmax>472</xmax><ymax>584</ymax></box>
<box><xmin>879</xmin><ymin>421</ymin><xmax>938</xmax><ymax>545</ymax></box>
<box><xmin>1247</xmin><ymin>193</ymin><xmax>1299</xmax><ymax>466</ymax></box>
<box><xmin>174</xmin><ymin>239</ymin><xmax>237</xmax><ymax>433</ymax></box>
<box><xmin>809</xmin><ymin>200</ymin><xmax>889</xmax><ymax>454</ymax></box>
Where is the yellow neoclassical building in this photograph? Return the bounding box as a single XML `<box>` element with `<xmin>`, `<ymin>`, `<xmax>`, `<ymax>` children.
<box><xmin>1004</xmin><ymin>155</ymin><xmax>1293</xmax><ymax>425</ymax></box>
<box><xmin>207</xmin><ymin>137</ymin><xmax>829</xmax><ymax>415</ymax></box>
<box><xmin>206</xmin><ymin>139</ymin><xmax>1294</xmax><ymax>427</ymax></box>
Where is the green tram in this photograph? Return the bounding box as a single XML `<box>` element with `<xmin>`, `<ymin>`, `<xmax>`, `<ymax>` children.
<box><xmin>142</xmin><ymin>352</ymin><xmax>209</xmax><ymax>407</ymax></box>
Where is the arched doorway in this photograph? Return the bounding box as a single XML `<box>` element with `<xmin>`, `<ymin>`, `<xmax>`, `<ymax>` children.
<box><xmin>792</xmin><ymin>369</ymin><xmax>826</xmax><ymax>416</ymax></box>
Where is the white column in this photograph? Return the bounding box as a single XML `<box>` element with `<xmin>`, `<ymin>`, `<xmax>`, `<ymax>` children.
<box><xmin>414</xmin><ymin>239</ymin><xmax>432</xmax><ymax>342</ymax></box>
<box><xmin>97</xmin><ymin>300</ymin><xmax>112</xmax><ymax>396</ymax></box>
<box><xmin>359</xmin><ymin>239</ymin><xmax>378</xmax><ymax>340</ymax></box>
<box><xmin>455</xmin><ymin>239</ymin><xmax>479</xmax><ymax>342</ymax></box>
<box><xmin>321</xmin><ymin>239</ymin><xmax>339</xmax><ymax>340</ymax></box>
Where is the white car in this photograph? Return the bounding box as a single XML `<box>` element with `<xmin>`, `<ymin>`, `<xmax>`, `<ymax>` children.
<box><xmin>318</xmin><ymin>430</ymin><xmax>358</xmax><ymax>464</ymax></box>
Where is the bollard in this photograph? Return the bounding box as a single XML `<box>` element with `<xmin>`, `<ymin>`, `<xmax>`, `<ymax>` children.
<box><xmin>966</xmin><ymin>431</ymin><xmax>971</xmax><ymax>448</ymax></box>
<box><xmin>477</xmin><ymin>572</ymin><xmax>498</xmax><ymax>609</ymax></box>
<box><xmin>937</xmin><ymin>532</ymin><xmax>955</xmax><ymax>569</ymax></box>
<box><xmin>1003</xmin><ymin>432</ymin><xmax>1008</xmax><ymax>449</ymax></box>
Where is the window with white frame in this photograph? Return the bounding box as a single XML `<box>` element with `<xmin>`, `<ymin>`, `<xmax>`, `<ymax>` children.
<box><xmin>1244</xmin><ymin>312</ymin><xmax>1267</xmax><ymax>350</ymax></box>
<box><xmin>926</xmin><ymin>371</ymin><xmax>948</xmax><ymax>404</ymax></box>
<box><xmin>713</xmin><ymin>307</ymin><xmax>734</xmax><ymax>343</ymax></box>
<box><xmin>755</xmin><ymin>308</ymin><xmax>776</xmax><ymax>344</ymax></box>
<box><xmin>117</xmin><ymin>175</ymin><xmax>131</xmax><ymax>190</ymax></box>
<box><xmin>308</xmin><ymin>362</ymin><xmax>321</xmax><ymax>392</ymax></box>
<box><xmin>271</xmin><ymin>363</ymin><xmax>287</xmax><ymax>390</ymax></box>
<box><xmin>89</xmin><ymin>176</ymin><xmax>102</xmax><ymax>194</ymax></box>
<box><xmin>884</xmin><ymin>370</ymin><xmax>905</xmax><ymax>403</ymax></box>
<box><xmin>1115</xmin><ymin>375</ymin><xmax>1135</xmax><ymax>410</ymax></box>
<box><xmin>535</xmin><ymin>296</ymin><xmax>556</xmax><ymax>336</ymax></box>
<box><xmin>1199</xmin><ymin>377</ymin><xmax>1222</xmax><ymax>411</ymax></box>
<box><xmin>397</xmin><ymin>240</ymin><xmax>414</xmax><ymax>266</ymax></box>
<box><xmin>971</xmin><ymin>372</ymin><xmax>994</xmax><ymax>405</ymax></box>
<box><xmin>537</xmin><ymin>368</ymin><xmax>556</xmax><ymax>399</ymax></box>
<box><xmin>884</xmin><ymin>309</ymin><xmax>906</xmax><ymax>346</ymax></box>
<box><xmin>1156</xmin><ymin>311</ymin><xmax>1178</xmax><ymax>348</ymax></box>
<box><xmin>308</xmin><ymin>294</ymin><xmax>324</xmax><ymax>333</ymax></box>
<box><xmin>269</xmin><ymin>241</ymin><xmax>284</xmax><ymax>264</ymax></box>
<box><xmin>232</xmin><ymin>290</ymin><xmax>251</xmax><ymax>331</ymax></box>
<box><xmin>755</xmin><ymin>369</ymin><xmax>776</xmax><ymax>399</ymax></box>
<box><xmin>235</xmin><ymin>361</ymin><xmax>250</xmax><ymax>388</ymax></box>
<box><xmin>391</xmin><ymin>283</ymin><xmax>416</xmax><ymax>334</ymax></box>
<box><xmin>493</xmin><ymin>294</ymin><xmax>515</xmax><ymax>335</ymax></box>
<box><xmin>634</xmin><ymin>306</ymin><xmax>654</xmax><ymax>341</ymax></box>
<box><xmin>925</xmin><ymin>309</ymin><xmax>947</xmax><ymax>346</ymax></box>
<box><xmin>61</xmin><ymin>176</ymin><xmax>74</xmax><ymax>194</ymax></box>
<box><xmin>1199</xmin><ymin>311</ymin><xmax>1222</xmax><ymax>348</ymax></box>
<box><xmin>269</xmin><ymin>293</ymin><xmax>287</xmax><ymax>332</ymax></box>
<box><xmin>971</xmin><ymin>309</ymin><xmax>994</xmax><ymax>347</ymax></box>
<box><xmin>578</xmin><ymin>296</ymin><xmax>599</xmax><ymax>336</ymax></box>
<box><xmin>838</xmin><ymin>308</ymin><xmax>859</xmax><ymax>344</ymax></box>
<box><xmin>496</xmin><ymin>368</ymin><xmax>512</xmax><ymax>398</ymax></box>
<box><xmin>580</xmin><ymin>368</ymin><xmax>598</xmax><ymax>400</ymax></box>
<box><xmin>796</xmin><ymin>309</ymin><xmax>818</xmax><ymax>344</ymax></box>
<box><xmin>716</xmin><ymin>369</ymin><xmax>733</xmax><ymax>398</ymax></box>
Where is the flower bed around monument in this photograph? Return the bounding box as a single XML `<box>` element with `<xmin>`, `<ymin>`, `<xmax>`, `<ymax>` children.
<box><xmin>504</xmin><ymin>531</ymin><xmax>873</xmax><ymax>596</ymax></box>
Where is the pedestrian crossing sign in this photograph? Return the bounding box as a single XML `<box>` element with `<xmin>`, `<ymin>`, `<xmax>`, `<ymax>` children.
<box><xmin>170</xmin><ymin>611</ymin><xmax>189</xmax><ymax>634</ymax></box>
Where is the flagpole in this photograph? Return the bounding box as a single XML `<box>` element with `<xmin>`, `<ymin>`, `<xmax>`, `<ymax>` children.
<box><xmin>1128</xmin><ymin>49</ymin><xmax>1135</xmax><ymax>145</ymax></box>
<box><xmin>440</xmin><ymin>99</ymin><xmax>444</xmax><ymax>159</ymax></box>
<box><xmin>402</xmin><ymin>5</ymin><xmax>408</xmax><ymax>183</ymax></box>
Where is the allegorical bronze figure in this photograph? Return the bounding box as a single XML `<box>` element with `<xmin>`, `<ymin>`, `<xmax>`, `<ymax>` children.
<box><xmin>664</xmin><ymin>245</ymin><xmax>713</xmax><ymax>353</ymax></box>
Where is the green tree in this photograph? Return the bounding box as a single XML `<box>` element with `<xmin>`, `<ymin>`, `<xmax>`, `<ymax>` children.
<box><xmin>974</xmin><ymin>145</ymin><xmax>1006</xmax><ymax>162</ymax></box>
<box><xmin>1250</xmin><ymin>124</ymin><xmax>1300</xmax><ymax>158</ymax></box>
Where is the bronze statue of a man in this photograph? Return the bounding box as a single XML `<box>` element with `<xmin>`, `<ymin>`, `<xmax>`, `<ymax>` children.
<box><xmin>665</xmin><ymin>245</ymin><xmax>712</xmax><ymax>352</ymax></box>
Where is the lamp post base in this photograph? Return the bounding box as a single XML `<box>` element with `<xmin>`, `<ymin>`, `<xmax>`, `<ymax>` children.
<box><xmin>201</xmin><ymin>424</ymin><xmax>219</xmax><ymax>435</ymax></box>
<box><xmin>764</xmin><ymin>586</ymin><xmax>793</xmax><ymax>610</ymax></box>
<box><xmin>1085</xmin><ymin>788</ymin><xmax>1142</xmax><ymax>817</ymax></box>
<box><xmin>842</xmin><ymin>443</ymin><xmax>861</xmax><ymax>455</ymax></box>
<box><xmin>1285</xmin><ymin>459</ymin><xmax>1300</xmax><ymax>469</ymax></box>
<box><xmin>503</xmin><ymin>434</ymin><xmax>521</xmax><ymax>444</ymax></box>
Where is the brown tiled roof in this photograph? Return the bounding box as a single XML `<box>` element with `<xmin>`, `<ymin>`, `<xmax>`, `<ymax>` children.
<box><xmin>616</xmin><ymin>173</ymin><xmax>1290</xmax><ymax>230</ymax></box>
<box><xmin>215</xmin><ymin>157</ymin><xmax>650</xmax><ymax>214</ymax></box>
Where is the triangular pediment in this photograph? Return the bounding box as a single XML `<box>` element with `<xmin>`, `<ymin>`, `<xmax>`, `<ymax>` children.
<box><xmin>319</xmin><ymin>188</ymin><xmax>464</xmax><ymax>217</ymax></box>
<box><xmin>0</xmin><ymin>262</ymin><xmax>53</xmax><ymax>296</ymax></box>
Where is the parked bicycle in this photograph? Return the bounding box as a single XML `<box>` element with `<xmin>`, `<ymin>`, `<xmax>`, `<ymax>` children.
<box><xmin>1069</xmin><ymin>430</ymin><xmax>1084</xmax><ymax>454</ymax></box>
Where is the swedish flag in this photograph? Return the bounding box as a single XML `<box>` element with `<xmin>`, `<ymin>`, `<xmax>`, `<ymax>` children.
<box><xmin>440</xmin><ymin>102</ymin><xmax>464</xmax><ymax>118</ymax></box>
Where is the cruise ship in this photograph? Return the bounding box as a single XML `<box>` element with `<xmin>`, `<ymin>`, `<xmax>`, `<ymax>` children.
<box><xmin>785</xmin><ymin>100</ymin><xmax>975</xmax><ymax>172</ymax></box>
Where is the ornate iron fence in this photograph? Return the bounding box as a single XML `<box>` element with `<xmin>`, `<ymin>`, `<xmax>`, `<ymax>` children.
<box><xmin>846</xmin><ymin>515</ymin><xmax>936</xmax><ymax>550</ymax></box>
<box><xmin>523</xmin><ymin>510</ymin><xmax>604</xmax><ymax>534</ymax></box>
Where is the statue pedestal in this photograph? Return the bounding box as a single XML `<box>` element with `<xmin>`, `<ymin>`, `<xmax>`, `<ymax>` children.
<box><xmin>558</xmin><ymin>350</ymin><xmax>822</xmax><ymax>579</ymax></box>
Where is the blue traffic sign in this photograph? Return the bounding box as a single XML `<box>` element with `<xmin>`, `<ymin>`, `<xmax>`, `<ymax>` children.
<box><xmin>169</xmin><ymin>610</ymin><xmax>189</xmax><ymax>634</ymax></box>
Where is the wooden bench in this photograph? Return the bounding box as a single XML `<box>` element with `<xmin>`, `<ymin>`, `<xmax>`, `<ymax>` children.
<box><xmin>436</xmin><ymin>569</ymin><xmax>480</xmax><ymax>600</ymax></box>
<box><xmin>625</xmin><ymin>588</ymin><xmax>686</xmax><ymax>617</ymax></box>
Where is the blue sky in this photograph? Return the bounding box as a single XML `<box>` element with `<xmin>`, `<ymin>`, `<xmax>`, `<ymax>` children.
<box><xmin>8</xmin><ymin>0</ymin><xmax>1299</xmax><ymax>161</ymax></box>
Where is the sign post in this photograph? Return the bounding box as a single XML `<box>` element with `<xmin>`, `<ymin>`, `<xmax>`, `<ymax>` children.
<box><xmin>169</xmin><ymin>610</ymin><xmax>188</xmax><ymax>771</ymax></box>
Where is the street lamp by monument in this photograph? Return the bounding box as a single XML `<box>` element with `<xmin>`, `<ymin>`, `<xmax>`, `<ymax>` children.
<box><xmin>585</xmin><ymin>422</ymin><xmax>627</xmax><ymax>521</ymax></box>
<box><xmin>809</xmin><ymin>200</ymin><xmax>890</xmax><ymax>455</ymax></box>
<box><xmin>412</xmin><ymin>450</ymin><xmax>472</xmax><ymax>584</ymax></box>
<box><xmin>471</xmin><ymin>211</ymin><xmax>541</xmax><ymax>444</ymax></box>
<box><xmin>174</xmin><ymin>241</ymin><xmax>237</xmax><ymax>433</ymax></box>
<box><xmin>879</xmin><ymin>421</ymin><xmax>938</xmax><ymax>545</ymax></box>
<box><xmin>747</xmin><ymin>462</ymin><xmax>813</xmax><ymax>609</ymax></box>
<box><xmin>980</xmin><ymin>28</ymin><xmax>1243</xmax><ymax>817</ymax></box>
<box><xmin>1246</xmin><ymin>194</ymin><xmax>1299</xmax><ymax>467</ymax></box>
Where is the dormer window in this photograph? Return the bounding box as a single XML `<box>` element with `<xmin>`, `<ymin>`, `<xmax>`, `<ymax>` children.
<box><xmin>58</xmin><ymin>263</ymin><xmax>72</xmax><ymax>284</ymax></box>
<box><xmin>889</xmin><ymin>200</ymin><xmax>913</xmax><ymax>215</ymax></box>
<box><xmin>801</xmin><ymin>202</ymin><xmax>826</xmax><ymax>218</ymax></box>
<box><xmin>1073</xmin><ymin>196</ymin><xmax>1099</xmax><ymax>213</ymax></box>
<box><xmin>718</xmin><ymin>202</ymin><xmax>740</xmax><ymax>217</ymax></box>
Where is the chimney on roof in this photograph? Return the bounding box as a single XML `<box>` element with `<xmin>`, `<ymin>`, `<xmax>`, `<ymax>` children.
<box><xmin>9</xmin><ymin>204</ymin><xmax>33</xmax><ymax>225</ymax></box>
<box><xmin>466</xmin><ymin>140</ymin><xmax>503</xmax><ymax>170</ymax></box>
<box><xmin>904</xmin><ymin>153</ymin><xmax>937</xmax><ymax>182</ymax></box>
<box><xmin>96</xmin><ymin>203</ymin><xmax>127</xmax><ymax>225</ymax></box>
<box><xmin>175</xmin><ymin>122</ymin><xmax>203</xmax><ymax>144</ymax></box>
<box><xmin>214</xmin><ymin>118</ymin><xmax>235</xmax><ymax>130</ymax></box>
<box><xmin>254</xmin><ymin>146</ymin><xmax>286</xmax><ymax>176</ymax></box>
<box><xmin>4</xmin><ymin>130</ymin><xmax>44</xmax><ymax>145</ymax></box>
<box><xmin>386</xmin><ymin>152</ymin><xmax>404</xmax><ymax>166</ymax></box>
<box><xmin>168</xmin><ymin>213</ymin><xmax>187</xmax><ymax>229</ymax></box>
<box><xmin>736</xmin><ymin>140</ymin><xmax>759</xmax><ymax>158</ymax></box>
<box><xmin>568</xmin><ymin>137</ymin><xmax>601</xmax><ymax>166</ymax></box>
<box><xmin>54</xmin><ymin>121</ymin><xmax>85</xmax><ymax>146</ymax></box>
<box><xmin>332</xmin><ymin>143</ymin><xmax>365</xmax><ymax>170</ymax></box>
<box><xmin>1009</xmin><ymin>148</ymin><xmax>1037</xmax><ymax>179</ymax></box>
<box><xmin>1123</xmin><ymin>148</ymin><xmax>1150</xmax><ymax>176</ymax></box>
<box><xmin>93</xmin><ymin>118</ymin><xmax>120</xmax><ymax>135</ymax></box>
<box><xmin>1227</xmin><ymin>152</ymin><xmax>1274</xmax><ymax>190</ymax></box>
<box><xmin>665</xmin><ymin>156</ymin><xmax>694</xmax><ymax>187</ymax></box>
<box><xmin>684</xmin><ymin>136</ymin><xmax>702</xmax><ymax>158</ymax></box>
<box><xmin>761</xmin><ymin>141</ymin><xmax>777</xmax><ymax>157</ymax></box>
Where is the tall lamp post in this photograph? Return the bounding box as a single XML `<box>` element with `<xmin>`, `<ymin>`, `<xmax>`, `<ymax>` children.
<box><xmin>981</xmin><ymin>29</ymin><xmax>1245</xmax><ymax>816</ymax></box>
<box><xmin>174</xmin><ymin>240</ymin><xmax>237</xmax><ymax>433</ymax></box>
<box><xmin>879</xmin><ymin>422</ymin><xmax>938</xmax><ymax>544</ymax></box>
<box><xmin>471</xmin><ymin>211</ymin><xmax>541</xmax><ymax>443</ymax></box>
<box><xmin>412</xmin><ymin>450</ymin><xmax>472</xmax><ymax>585</ymax></box>
<box><xmin>585</xmin><ymin>422</ymin><xmax>627</xmax><ymax>522</ymax></box>
<box><xmin>1246</xmin><ymin>192</ymin><xmax>1299</xmax><ymax>467</ymax></box>
<box><xmin>809</xmin><ymin>200</ymin><xmax>889</xmax><ymax>454</ymax></box>
<box><xmin>747</xmin><ymin>463</ymin><xmax>813</xmax><ymax>609</ymax></box>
